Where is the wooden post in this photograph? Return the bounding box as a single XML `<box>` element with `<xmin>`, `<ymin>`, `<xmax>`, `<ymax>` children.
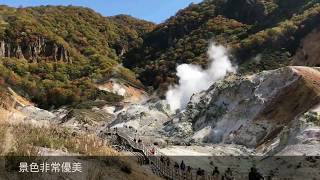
<box><xmin>176</xmin><ymin>169</ymin><xmax>180</xmax><ymax>180</ymax></box>
<box><xmin>160</xmin><ymin>159</ymin><xmax>163</xmax><ymax>175</ymax></box>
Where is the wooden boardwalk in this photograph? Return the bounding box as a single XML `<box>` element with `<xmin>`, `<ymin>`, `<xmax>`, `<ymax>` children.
<box><xmin>109</xmin><ymin>128</ymin><xmax>242</xmax><ymax>180</ymax></box>
<box><xmin>105</xmin><ymin>128</ymin><xmax>297</xmax><ymax>180</ymax></box>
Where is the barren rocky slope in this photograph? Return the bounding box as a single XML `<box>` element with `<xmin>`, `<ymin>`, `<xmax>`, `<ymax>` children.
<box><xmin>102</xmin><ymin>66</ymin><xmax>320</xmax><ymax>179</ymax></box>
<box><xmin>0</xmin><ymin>85</ymin><xmax>159</xmax><ymax>180</ymax></box>
<box><xmin>161</xmin><ymin>66</ymin><xmax>320</xmax><ymax>154</ymax></box>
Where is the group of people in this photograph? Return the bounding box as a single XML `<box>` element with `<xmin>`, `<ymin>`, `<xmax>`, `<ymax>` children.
<box><xmin>169</xmin><ymin>160</ymin><xmax>234</xmax><ymax>180</ymax></box>
<box><xmin>116</xmin><ymin>127</ymin><xmax>266</xmax><ymax>180</ymax></box>
<box><xmin>159</xmin><ymin>158</ymin><xmax>265</xmax><ymax>180</ymax></box>
<box><xmin>114</xmin><ymin>127</ymin><xmax>268</xmax><ymax>180</ymax></box>
<box><xmin>160</xmin><ymin>156</ymin><xmax>171</xmax><ymax>167</ymax></box>
<box><xmin>203</xmin><ymin>166</ymin><xmax>234</xmax><ymax>180</ymax></box>
<box><xmin>249</xmin><ymin>167</ymin><xmax>264</xmax><ymax>180</ymax></box>
<box><xmin>174</xmin><ymin>160</ymin><xmax>187</xmax><ymax>171</ymax></box>
<box><xmin>133</xmin><ymin>138</ymin><xmax>142</xmax><ymax>143</ymax></box>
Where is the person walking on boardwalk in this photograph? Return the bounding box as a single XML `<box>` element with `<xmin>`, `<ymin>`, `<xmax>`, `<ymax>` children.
<box><xmin>173</xmin><ymin>162</ymin><xmax>180</xmax><ymax>178</ymax></box>
<box><xmin>160</xmin><ymin>156</ymin><xmax>164</xmax><ymax>163</ymax></box>
<box><xmin>201</xmin><ymin>169</ymin><xmax>205</xmax><ymax>179</ymax></box>
<box><xmin>187</xmin><ymin>166</ymin><xmax>191</xmax><ymax>173</ymax></box>
<box><xmin>249</xmin><ymin>167</ymin><xmax>264</xmax><ymax>180</ymax></box>
<box><xmin>166</xmin><ymin>157</ymin><xmax>170</xmax><ymax>166</ymax></box>
<box><xmin>180</xmin><ymin>160</ymin><xmax>186</xmax><ymax>171</ymax></box>
<box><xmin>185</xmin><ymin>166</ymin><xmax>192</xmax><ymax>179</ymax></box>
<box><xmin>196</xmin><ymin>168</ymin><xmax>202</xmax><ymax>180</ymax></box>
<box><xmin>224</xmin><ymin>168</ymin><xmax>234</xmax><ymax>180</ymax></box>
<box><xmin>150</xmin><ymin>147</ymin><xmax>155</xmax><ymax>155</ymax></box>
<box><xmin>174</xmin><ymin>162</ymin><xmax>179</xmax><ymax>169</ymax></box>
<box><xmin>212</xmin><ymin>166</ymin><xmax>220</xmax><ymax>180</ymax></box>
<box><xmin>136</xmin><ymin>138</ymin><xmax>141</xmax><ymax>149</ymax></box>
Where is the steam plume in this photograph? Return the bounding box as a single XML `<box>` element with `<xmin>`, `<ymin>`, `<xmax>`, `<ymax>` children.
<box><xmin>166</xmin><ymin>43</ymin><xmax>236</xmax><ymax>111</ymax></box>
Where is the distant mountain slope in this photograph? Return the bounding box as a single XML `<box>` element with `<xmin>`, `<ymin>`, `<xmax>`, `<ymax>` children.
<box><xmin>0</xmin><ymin>5</ymin><xmax>155</xmax><ymax>62</ymax></box>
<box><xmin>123</xmin><ymin>0</ymin><xmax>320</xmax><ymax>93</ymax></box>
<box><xmin>0</xmin><ymin>5</ymin><xmax>155</xmax><ymax>108</ymax></box>
<box><xmin>1</xmin><ymin>2</ymin><xmax>320</xmax><ymax>107</ymax></box>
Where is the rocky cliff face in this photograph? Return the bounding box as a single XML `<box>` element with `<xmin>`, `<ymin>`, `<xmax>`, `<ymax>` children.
<box><xmin>0</xmin><ymin>37</ymin><xmax>71</xmax><ymax>63</ymax></box>
<box><xmin>106</xmin><ymin>99</ymin><xmax>172</xmax><ymax>144</ymax></box>
<box><xmin>0</xmin><ymin>86</ymin><xmax>158</xmax><ymax>180</ymax></box>
<box><xmin>97</xmin><ymin>78</ymin><xmax>148</xmax><ymax>103</ymax></box>
<box><xmin>163</xmin><ymin>66</ymin><xmax>320</xmax><ymax>151</ymax></box>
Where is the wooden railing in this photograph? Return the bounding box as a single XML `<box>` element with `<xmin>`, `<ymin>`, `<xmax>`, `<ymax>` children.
<box><xmin>110</xmin><ymin>128</ymin><xmax>288</xmax><ymax>180</ymax></box>
<box><xmin>111</xmin><ymin>128</ymin><xmax>244</xmax><ymax>180</ymax></box>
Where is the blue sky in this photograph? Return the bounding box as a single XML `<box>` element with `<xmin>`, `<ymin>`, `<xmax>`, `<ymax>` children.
<box><xmin>0</xmin><ymin>0</ymin><xmax>203</xmax><ymax>23</ymax></box>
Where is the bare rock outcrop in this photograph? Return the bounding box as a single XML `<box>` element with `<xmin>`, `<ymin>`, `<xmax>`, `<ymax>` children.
<box><xmin>163</xmin><ymin>66</ymin><xmax>320</xmax><ymax>149</ymax></box>
<box><xmin>0</xmin><ymin>37</ymin><xmax>71</xmax><ymax>63</ymax></box>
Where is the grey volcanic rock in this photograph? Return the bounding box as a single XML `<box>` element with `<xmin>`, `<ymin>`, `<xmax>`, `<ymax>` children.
<box><xmin>106</xmin><ymin>100</ymin><xmax>172</xmax><ymax>144</ymax></box>
<box><xmin>18</xmin><ymin>105</ymin><xmax>57</xmax><ymax>121</ymax></box>
<box><xmin>163</xmin><ymin>66</ymin><xmax>320</xmax><ymax>151</ymax></box>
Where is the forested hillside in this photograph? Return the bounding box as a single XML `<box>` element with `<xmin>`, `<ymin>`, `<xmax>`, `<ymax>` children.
<box><xmin>124</xmin><ymin>0</ymin><xmax>320</xmax><ymax>93</ymax></box>
<box><xmin>0</xmin><ymin>5</ymin><xmax>155</xmax><ymax>108</ymax></box>
<box><xmin>1</xmin><ymin>0</ymin><xmax>320</xmax><ymax>107</ymax></box>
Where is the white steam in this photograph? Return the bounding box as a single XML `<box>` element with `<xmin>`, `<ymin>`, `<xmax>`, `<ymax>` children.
<box><xmin>166</xmin><ymin>43</ymin><xmax>236</xmax><ymax>111</ymax></box>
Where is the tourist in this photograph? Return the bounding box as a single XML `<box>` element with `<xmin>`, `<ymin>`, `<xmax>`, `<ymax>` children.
<box><xmin>160</xmin><ymin>156</ymin><xmax>164</xmax><ymax>162</ymax></box>
<box><xmin>187</xmin><ymin>166</ymin><xmax>191</xmax><ymax>172</ymax></box>
<box><xmin>224</xmin><ymin>168</ymin><xmax>234</xmax><ymax>180</ymax></box>
<box><xmin>212</xmin><ymin>166</ymin><xmax>220</xmax><ymax>180</ymax></box>
<box><xmin>185</xmin><ymin>166</ymin><xmax>192</xmax><ymax>178</ymax></box>
<box><xmin>166</xmin><ymin>157</ymin><xmax>170</xmax><ymax>166</ymax></box>
<box><xmin>150</xmin><ymin>147</ymin><xmax>155</xmax><ymax>155</ymax></box>
<box><xmin>196</xmin><ymin>168</ymin><xmax>202</xmax><ymax>180</ymax></box>
<box><xmin>249</xmin><ymin>167</ymin><xmax>264</xmax><ymax>180</ymax></box>
<box><xmin>173</xmin><ymin>162</ymin><xmax>180</xmax><ymax>178</ymax></box>
<box><xmin>180</xmin><ymin>160</ymin><xmax>186</xmax><ymax>171</ymax></box>
<box><xmin>201</xmin><ymin>169</ymin><xmax>205</xmax><ymax>176</ymax></box>
<box><xmin>174</xmin><ymin>162</ymin><xmax>179</xmax><ymax>169</ymax></box>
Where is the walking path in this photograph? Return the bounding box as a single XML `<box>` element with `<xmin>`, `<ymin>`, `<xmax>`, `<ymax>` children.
<box><xmin>108</xmin><ymin>128</ymin><xmax>250</xmax><ymax>180</ymax></box>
